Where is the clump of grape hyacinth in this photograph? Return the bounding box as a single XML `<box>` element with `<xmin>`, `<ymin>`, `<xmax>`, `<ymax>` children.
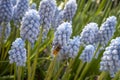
<box><xmin>0</xmin><ymin>23</ymin><xmax>11</xmax><ymax>40</ymax></box>
<box><xmin>80</xmin><ymin>22</ymin><xmax>99</xmax><ymax>46</ymax></box>
<box><xmin>63</xmin><ymin>0</ymin><xmax>77</xmax><ymax>22</ymax></box>
<box><xmin>38</xmin><ymin>0</ymin><xmax>56</xmax><ymax>30</ymax></box>
<box><xmin>80</xmin><ymin>45</ymin><xmax>95</xmax><ymax>62</ymax></box>
<box><xmin>8</xmin><ymin>38</ymin><xmax>27</xmax><ymax>66</ymax></box>
<box><xmin>30</xmin><ymin>3</ymin><xmax>37</xmax><ymax>9</ymax></box>
<box><xmin>13</xmin><ymin>0</ymin><xmax>29</xmax><ymax>26</ymax></box>
<box><xmin>0</xmin><ymin>0</ymin><xmax>13</xmax><ymax>23</ymax></box>
<box><xmin>99</xmin><ymin>16</ymin><xmax>117</xmax><ymax>47</ymax></box>
<box><xmin>100</xmin><ymin>37</ymin><xmax>120</xmax><ymax>77</ymax></box>
<box><xmin>68</xmin><ymin>36</ymin><xmax>81</xmax><ymax>58</ymax></box>
<box><xmin>53</xmin><ymin>22</ymin><xmax>72</xmax><ymax>47</ymax></box>
<box><xmin>20</xmin><ymin>10</ymin><xmax>40</xmax><ymax>45</ymax></box>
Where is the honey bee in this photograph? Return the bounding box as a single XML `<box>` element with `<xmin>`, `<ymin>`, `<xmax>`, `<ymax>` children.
<box><xmin>53</xmin><ymin>44</ymin><xmax>61</xmax><ymax>56</ymax></box>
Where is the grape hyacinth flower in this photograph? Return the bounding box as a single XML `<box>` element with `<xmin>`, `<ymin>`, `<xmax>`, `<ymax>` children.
<box><xmin>63</xmin><ymin>0</ymin><xmax>77</xmax><ymax>22</ymax></box>
<box><xmin>38</xmin><ymin>0</ymin><xmax>56</xmax><ymax>30</ymax></box>
<box><xmin>99</xmin><ymin>16</ymin><xmax>117</xmax><ymax>47</ymax></box>
<box><xmin>0</xmin><ymin>0</ymin><xmax>13</xmax><ymax>23</ymax></box>
<box><xmin>52</xmin><ymin>10</ymin><xmax>64</xmax><ymax>30</ymax></box>
<box><xmin>100</xmin><ymin>37</ymin><xmax>120</xmax><ymax>77</ymax></box>
<box><xmin>0</xmin><ymin>23</ymin><xmax>11</xmax><ymax>40</ymax></box>
<box><xmin>13</xmin><ymin>0</ymin><xmax>29</xmax><ymax>26</ymax></box>
<box><xmin>80</xmin><ymin>45</ymin><xmax>95</xmax><ymax>62</ymax></box>
<box><xmin>68</xmin><ymin>36</ymin><xmax>81</xmax><ymax>58</ymax></box>
<box><xmin>8</xmin><ymin>38</ymin><xmax>27</xmax><ymax>66</ymax></box>
<box><xmin>30</xmin><ymin>3</ymin><xmax>37</xmax><ymax>9</ymax></box>
<box><xmin>53</xmin><ymin>22</ymin><xmax>72</xmax><ymax>47</ymax></box>
<box><xmin>20</xmin><ymin>10</ymin><xmax>40</xmax><ymax>46</ymax></box>
<box><xmin>80</xmin><ymin>22</ymin><xmax>99</xmax><ymax>46</ymax></box>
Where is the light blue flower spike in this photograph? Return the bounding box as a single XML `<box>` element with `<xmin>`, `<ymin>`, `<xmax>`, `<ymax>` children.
<box><xmin>0</xmin><ymin>0</ymin><xmax>13</xmax><ymax>23</ymax></box>
<box><xmin>80</xmin><ymin>45</ymin><xmax>95</xmax><ymax>62</ymax></box>
<box><xmin>99</xmin><ymin>16</ymin><xmax>117</xmax><ymax>47</ymax></box>
<box><xmin>100</xmin><ymin>37</ymin><xmax>120</xmax><ymax>77</ymax></box>
<box><xmin>68</xmin><ymin>36</ymin><xmax>81</xmax><ymax>58</ymax></box>
<box><xmin>80</xmin><ymin>22</ymin><xmax>99</xmax><ymax>46</ymax></box>
<box><xmin>38</xmin><ymin>0</ymin><xmax>56</xmax><ymax>27</ymax></box>
<box><xmin>8</xmin><ymin>38</ymin><xmax>27</xmax><ymax>66</ymax></box>
<box><xmin>13</xmin><ymin>0</ymin><xmax>29</xmax><ymax>26</ymax></box>
<box><xmin>38</xmin><ymin>0</ymin><xmax>56</xmax><ymax>40</ymax></box>
<box><xmin>53</xmin><ymin>22</ymin><xmax>72</xmax><ymax>47</ymax></box>
<box><xmin>20</xmin><ymin>9</ymin><xmax>40</xmax><ymax>46</ymax></box>
<box><xmin>51</xmin><ymin>8</ymin><xmax>64</xmax><ymax>30</ymax></box>
<box><xmin>63</xmin><ymin>0</ymin><xmax>77</xmax><ymax>22</ymax></box>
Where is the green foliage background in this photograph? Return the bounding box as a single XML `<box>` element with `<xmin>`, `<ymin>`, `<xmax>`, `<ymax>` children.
<box><xmin>0</xmin><ymin>0</ymin><xmax>120</xmax><ymax>80</ymax></box>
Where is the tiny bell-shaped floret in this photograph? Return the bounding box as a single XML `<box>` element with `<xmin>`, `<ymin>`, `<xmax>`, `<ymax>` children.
<box><xmin>68</xmin><ymin>36</ymin><xmax>81</xmax><ymax>58</ymax></box>
<box><xmin>11</xmin><ymin>0</ymin><xmax>17</xmax><ymax>6</ymax></box>
<box><xmin>8</xmin><ymin>38</ymin><xmax>27</xmax><ymax>66</ymax></box>
<box><xmin>100</xmin><ymin>37</ymin><xmax>120</xmax><ymax>77</ymax></box>
<box><xmin>0</xmin><ymin>0</ymin><xmax>13</xmax><ymax>23</ymax></box>
<box><xmin>80</xmin><ymin>22</ymin><xmax>99</xmax><ymax>46</ymax></box>
<box><xmin>80</xmin><ymin>45</ymin><xmax>95</xmax><ymax>62</ymax></box>
<box><xmin>63</xmin><ymin>0</ymin><xmax>77</xmax><ymax>22</ymax></box>
<box><xmin>20</xmin><ymin>10</ymin><xmax>40</xmax><ymax>45</ymax></box>
<box><xmin>99</xmin><ymin>16</ymin><xmax>117</xmax><ymax>47</ymax></box>
<box><xmin>53</xmin><ymin>22</ymin><xmax>72</xmax><ymax>47</ymax></box>
<box><xmin>30</xmin><ymin>3</ymin><xmax>37</xmax><ymax>9</ymax></box>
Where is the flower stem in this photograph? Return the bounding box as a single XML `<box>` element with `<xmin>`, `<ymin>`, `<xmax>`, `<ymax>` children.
<box><xmin>74</xmin><ymin>61</ymin><xmax>85</xmax><ymax>80</ymax></box>
<box><xmin>98</xmin><ymin>71</ymin><xmax>109</xmax><ymax>80</ymax></box>
<box><xmin>27</xmin><ymin>42</ymin><xmax>31</xmax><ymax>80</ymax></box>
<box><xmin>17</xmin><ymin>67</ymin><xmax>22</xmax><ymax>80</ymax></box>
<box><xmin>45</xmin><ymin>56</ymin><xmax>57</xmax><ymax>80</ymax></box>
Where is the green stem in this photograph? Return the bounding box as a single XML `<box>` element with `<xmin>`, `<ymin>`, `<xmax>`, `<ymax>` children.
<box><xmin>0</xmin><ymin>75</ymin><xmax>14</xmax><ymax>79</ymax></box>
<box><xmin>0</xmin><ymin>61</ymin><xmax>9</xmax><ymax>63</ymax></box>
<box><xmin>10</xmin><ymin>65</ymin><xmax>13</xmax><ymax>75</ymax></box>
<box><xmin>17</xmin><ymin>67</ymin><xmax>22</xmax><ymax>80</ymax></box>
<box><xmin>37</xmin><ymin>57</ymin><xmax>51</xmax><ymax>61</ymax></box>
<box><xmin>1</xmin><ymin>22</ymin><xmax>6</xmax><ymax>60</ymax></box>
<box><xmin>98</xmin><ymin>71</ymin><xmax>109</xmax><ymax>80</ymax></box>
<box><xmin>74</xmin><ymin>61</ymin><xmax>85</xmax><ymax>80</ymax></box>
<box><xmin>78</xmin><ymin>62</ymin><xmax>91</xmax><ymax>80</ymax></box>
<box><xmin>54</xmin><ymin>61</ymin><xmax>66</xmax><ymax>80</ymax></box>
<box><xmin>62</xmin><ymin>59</ymin><xmax>74</xmax><ymax>80</ymax></box>
<box><xmin>3</xmin><ymin>44</ymin><xmax>11</xmax><ymax>60</ymax></box>
<box><xmin>27</xmin><ymin>42</ymin><xmax>31</xmax><ymax>80</ymax></box>
<box><xmin>31</xmin><ymin>52</ymin><xmax>39</xmax><ymax>80</ymax></box>
<box><xmin>14</xmin><ymin>64</ymin><xmax>17</xmax><ymax>80</ymax></box>
<box><xmin>45</xmin><ymin>56</ymin><xmax>57</xmax><ymax>80</ymax></box>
